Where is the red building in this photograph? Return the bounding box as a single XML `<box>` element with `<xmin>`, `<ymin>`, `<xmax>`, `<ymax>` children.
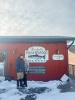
<box><xmin>0</xmin><ymin>36</ymin><xmax>75</xmax><ymax>81</ymax></box>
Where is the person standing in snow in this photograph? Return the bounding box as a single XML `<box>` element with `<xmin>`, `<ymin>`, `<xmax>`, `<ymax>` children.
<box><xmin>16</xmin><ymin>55</ymin><xmax>25</xmax><ymax>89</ymax></box>
<box><xmin>23</xmin><ymin>58</ymin><xmax>29</xmax><ymax>87</ymax></box>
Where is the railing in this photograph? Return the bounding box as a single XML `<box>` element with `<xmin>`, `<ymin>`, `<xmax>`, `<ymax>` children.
<box><xmin>69</xmin><ymin>64</ymin><xmax>75</xmax><ymax>76</ymax></box>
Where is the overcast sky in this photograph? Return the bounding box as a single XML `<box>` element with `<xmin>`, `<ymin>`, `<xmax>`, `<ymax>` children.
<box><xmin>0</xmin><ymin>0</ymin><xmax>75</xmax><ymax>36</ymax></box>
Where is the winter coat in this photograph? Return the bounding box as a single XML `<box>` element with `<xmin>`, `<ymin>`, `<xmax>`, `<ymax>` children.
<box><xmin>16</xmin><ymin>57</ymin><xmax>25</xmax><ymax>72</ymax></box>
<box><xmin>24</xmin><ymin>59</ymin><xmax>29</xmax><ymax>73</ymax></box>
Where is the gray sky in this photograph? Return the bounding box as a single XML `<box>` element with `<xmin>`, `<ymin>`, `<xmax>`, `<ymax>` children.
<box><xmin>0</xmin><ymin>0</ymin><xmax>75</xmax><ymax>36</ymax></box>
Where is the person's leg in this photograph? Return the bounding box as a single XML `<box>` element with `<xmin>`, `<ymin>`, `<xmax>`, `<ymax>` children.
<box><xmin>17</xmin><ymin>80</ymin><xmax>19</xmax><ymax>87</ymax></box>
<box><xmin>20</xmin><ymin>72</ymin><xmax>24</xmax><ymax>87</ymax></box>
<box><xmin>23</xmin><ymin>73</ymin><xmax>25</xmax><ymax>85</ymax></box>
<box><xmin>20</xmin><ymin>79</ymin><xmax>23</xmax><ymax>87</ymax></box>
<box><xmin>17</xmin><ymin>73</ymin><xmax>20</xmax><ymax>88</ymax></box>
<box><xmin>23</xmin><ymin>73</ymin><xmax>27</xmax><ymax>87</ymax></box>
<box><xmin>19</xmin><ymin>72</ymin><xmax>22</xmax><ymax>87</ymax></box>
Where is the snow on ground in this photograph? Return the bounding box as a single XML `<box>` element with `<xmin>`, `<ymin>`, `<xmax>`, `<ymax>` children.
<box><xmin>0</xmin><ymin>80</ymin><xmax>75</xmax><ymax>100</ymax></box>
<box><xmin>37</xmin><ymin>92</ymin><xmax>75</xmax><ymax>100</ymax></box>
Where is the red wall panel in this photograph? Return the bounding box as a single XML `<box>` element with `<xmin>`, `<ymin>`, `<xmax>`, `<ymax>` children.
<box><xmin>0</xmin><ymin>42</ymin><xmax>68</xmax><ymax>81</ymax></box>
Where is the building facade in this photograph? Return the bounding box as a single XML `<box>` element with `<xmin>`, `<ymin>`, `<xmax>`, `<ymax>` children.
<box><xmin>0</xmin><ymin>36</ymin><xmax>74</xmax><ymax>81</ymax></box>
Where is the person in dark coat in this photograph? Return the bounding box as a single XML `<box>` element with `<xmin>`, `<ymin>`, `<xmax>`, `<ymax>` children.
<box><xmin>16</xmin><ymin>55</ymin><xmax>25</xmax><ymax>89</ymax></box>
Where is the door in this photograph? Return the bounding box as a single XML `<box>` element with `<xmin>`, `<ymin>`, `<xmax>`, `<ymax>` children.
<box><xmin>0</xmin><ymin>50</ymin><xmax>8</xmax><ymax>80</ymax></box>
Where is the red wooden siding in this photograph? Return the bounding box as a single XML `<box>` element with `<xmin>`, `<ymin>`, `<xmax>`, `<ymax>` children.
<box><xmin>0</xmin><ymin>42</ymin><xmax>68</xmax><ymax>81</ymax></box>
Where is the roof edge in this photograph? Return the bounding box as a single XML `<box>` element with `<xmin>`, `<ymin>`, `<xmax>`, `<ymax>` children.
<box><xmin>0</xmin><ymin>36</ymin><xmax>75</xmax><ymax>43</ymax></box>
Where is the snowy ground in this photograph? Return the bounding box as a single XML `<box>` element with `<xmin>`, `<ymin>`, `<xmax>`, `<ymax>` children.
<box><xmin>0</xmin><ymin>78</ymin><xmax>75</xmax><ymax>100</ymax></box>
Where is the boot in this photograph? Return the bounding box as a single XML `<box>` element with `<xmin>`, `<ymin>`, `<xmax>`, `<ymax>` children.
<box><xmin>20</xmin><ymin>79</ymin><xmax>23</xmax><ymax>87</ymax></box>
<box><xmin>23</xmin><ymin>79</ymin><xmax>27</xmax><ymax>87</ymax></box>
<box><xmin>25</xmin><ymin>81</ymin><xmax>27</xmax><ymax>87</ymax></box>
